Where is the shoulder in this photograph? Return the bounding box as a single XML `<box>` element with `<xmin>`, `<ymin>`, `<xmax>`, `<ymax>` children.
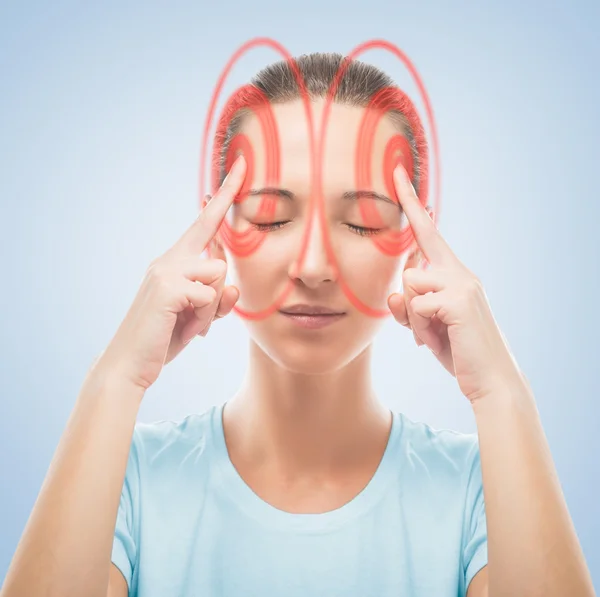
<box><xmin>128</xmin><ymin>406</ymin><xmax>217</xmax><ymax>474</ymax></box>
<box><xmin>394</xmin><ymin>411</ymin><xmax>480</xmax><ymax>484</ymax></box>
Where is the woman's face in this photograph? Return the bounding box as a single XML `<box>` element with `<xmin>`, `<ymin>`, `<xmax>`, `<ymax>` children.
<box><xmin>216</xmin><ymin>98</ymin><xmax>412</xmax><ymax>374</ymax></box>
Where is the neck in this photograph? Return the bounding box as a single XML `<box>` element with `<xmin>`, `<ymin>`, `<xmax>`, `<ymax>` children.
<box><xmin>224</xmin><ymin>339</ymin><xmax>392</xmax><ymax>479</ymax></box>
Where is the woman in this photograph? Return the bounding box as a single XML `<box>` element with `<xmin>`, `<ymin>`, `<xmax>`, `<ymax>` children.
<box><xmin>1</xmin><ymin>53</ymin><xmax>595</xmax><ymax>597</ymax></box>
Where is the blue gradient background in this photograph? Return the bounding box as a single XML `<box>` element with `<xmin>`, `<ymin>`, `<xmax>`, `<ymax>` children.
<box><xmin>1</xmin><ymin>0</ymin><xmax>598</xmax><ymax>589</ymax></box>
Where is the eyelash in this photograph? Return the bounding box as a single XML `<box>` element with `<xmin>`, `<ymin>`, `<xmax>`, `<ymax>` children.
<box><xmin>251</xmin><ymin>221</ymin><xmax>383</xmax><ymax>236</ymax></box>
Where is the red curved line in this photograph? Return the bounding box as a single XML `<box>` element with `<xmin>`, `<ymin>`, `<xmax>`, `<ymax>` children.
<box><xmin>200</xmin><ymin>37</ymin><xmax>317</xmax><ymax>321</ymax></box>
<box><xmin>315</xmin><ymin>40</ymin><xmax>440</xmax><ymax>317</ymax></box>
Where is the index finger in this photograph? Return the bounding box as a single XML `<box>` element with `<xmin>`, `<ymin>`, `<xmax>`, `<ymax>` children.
<box><xmin>177</xmin><ymin>154</ymin><xmax>247</xmax><ymax>254</ymax></box>
<box><xmin>393</xmin><ymin>164</ymin><xmax>454</xmax><ymax>266</ymax></box>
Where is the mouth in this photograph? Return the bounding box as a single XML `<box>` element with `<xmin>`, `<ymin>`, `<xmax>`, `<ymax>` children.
<box><xmin>278</xmin><ymin>304</ymin><xmax>347</xmax><ymax>329</ymax></box>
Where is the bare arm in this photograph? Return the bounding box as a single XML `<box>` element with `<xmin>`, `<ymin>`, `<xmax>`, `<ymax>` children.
<box><xmin>473</xmin><ymin>376</ymin><xmax>596</xmax><ymax>597</ymax></box>
<box><xmin>0</xmin><ymin>360</ymin><xmax>144</xmax><ymax>597</ymax></box>
<box><xmin>108</xmin><ymin>563</ymin><xmax>129</xmax><ymax>597</ymax></box>
<box><xmin>0</xmin><ymin>156</ymin><xmax>246</xmax><ymax>597</ymax></box>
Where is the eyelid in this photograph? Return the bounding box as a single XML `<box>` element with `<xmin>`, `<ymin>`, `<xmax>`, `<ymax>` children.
<box><xmin>345</xmin><ymin>223</ymin><xmax>383</xmax><ymax>236</ymax></box>
<box><xmin>250</xmin><ymin>220</ymin><xmax>290</xmax><ymax>232</ymax></box>
<box><xmin>250</xmin><ymin>220</ymin><xmax>384</xmax><ymax>236</ymax></box>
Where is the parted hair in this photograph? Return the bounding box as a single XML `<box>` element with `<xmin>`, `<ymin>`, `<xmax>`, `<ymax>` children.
<box><xmin>213</xmin><ymin>52</ymin><xmax>428</xmax><ymax>200</ymax></box>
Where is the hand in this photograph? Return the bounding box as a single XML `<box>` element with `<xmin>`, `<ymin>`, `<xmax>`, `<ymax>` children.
<box><xmin>97</xmin><ymin>155</ymin><xmax>247</xmax><ymax>392</ymax></box>
<box><xmin>387</xmin><ymin>164</ymin><xmax>522</xmax><ymax>403</ymax></box>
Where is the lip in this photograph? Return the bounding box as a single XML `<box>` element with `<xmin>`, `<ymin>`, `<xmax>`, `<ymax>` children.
<box><xmin>278</xmin><ymin>304</ymin><xmax>347</xmax><ymax>330</ymax></box>
<box><xmin>279</xmin><ymin>312</ymin><xmax>346</xmax><ymax>329</ymax></box>
<box><xmin>279</xmin><ymin>304</ymin><xmax>346</xmax><ymax>315</ymax></box>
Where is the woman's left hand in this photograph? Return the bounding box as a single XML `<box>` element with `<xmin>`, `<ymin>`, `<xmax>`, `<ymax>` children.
<box><xmin>387</xmin><ymin>164</ymin><xmax>523</xmax><ymax>403</ymax></box>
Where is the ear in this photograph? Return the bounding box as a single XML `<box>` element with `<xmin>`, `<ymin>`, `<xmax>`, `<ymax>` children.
<box><xmin>202</xmin><ymin>194</ymin><xmax>227</xmax><ymax>261</ymax></box>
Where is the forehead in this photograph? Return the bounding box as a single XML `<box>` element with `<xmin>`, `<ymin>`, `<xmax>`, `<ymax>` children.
<box><xmin>237</xmin><ymin>99</ymin><xmax>400</xmax><ymax>188</ymax></box>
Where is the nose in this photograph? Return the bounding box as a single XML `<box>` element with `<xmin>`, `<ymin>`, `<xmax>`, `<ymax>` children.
<box><xmin>289</xmin><ymin>210</ymin><xmax>337</xmax><ymax>289</ymax></box>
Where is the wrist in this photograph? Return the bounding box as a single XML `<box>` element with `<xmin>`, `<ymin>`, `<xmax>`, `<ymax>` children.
<box><xmin>470</xmin><ymin>371</ymin><xmax>535</xmax><ymax>417</ymax></box>
<box><xmin>83</xmin><ymin>352</ymin><xmax>147</xmax><ymax>407</ymax></box>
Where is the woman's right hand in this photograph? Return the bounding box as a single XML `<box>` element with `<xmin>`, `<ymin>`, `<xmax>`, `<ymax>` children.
<box><xmin>97</xmin><ymin>155</ymin><xmax>247</xmax><ymax>392</ymax></box>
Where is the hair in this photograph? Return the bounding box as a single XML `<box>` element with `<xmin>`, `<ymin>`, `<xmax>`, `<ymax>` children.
<box><xmin>213</xmin><ymin>52</ymin><xmax>428</xmax><ymax>199</ymax></box>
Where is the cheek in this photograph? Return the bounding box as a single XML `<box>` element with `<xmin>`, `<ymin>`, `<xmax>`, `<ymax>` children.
<box><xmin>225</xmin><ymin>244</ymin><xmax>291</xmax><ymax>300</ymax></box>
<box><xmin>338</xmin><ymin>245</ymin><xmax>401</xmax><ymax>301</ymax></box>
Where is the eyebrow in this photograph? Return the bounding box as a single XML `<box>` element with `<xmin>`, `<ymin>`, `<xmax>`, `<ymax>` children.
<box><xmin>243</xmin><ymin>187</ymin><xmax>399</xmax><ymax>207</ymax></box>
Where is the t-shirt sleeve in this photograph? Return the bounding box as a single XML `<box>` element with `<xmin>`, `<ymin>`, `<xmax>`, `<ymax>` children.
<box><xmin>462</xmin><ymin>437</ymin><xmax>488</xmax><ymax>592</ymax></box>
<box><xmin>111</xmin><ymin>427</ymin><xmax>141</xmax><ymax>593</ymax></box>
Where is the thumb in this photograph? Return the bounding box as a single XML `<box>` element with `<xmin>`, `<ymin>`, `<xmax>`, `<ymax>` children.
<box><xmin>388</xmin><ymin>292</ymin><xmax>410</xmax><ymax>327</ymax></box>
<box><xmin>213</xmin><ymin>285</ymin><xmax>240</xmax><ymax>321</ymax></box>
<box><xmin>388</xmin><ymin>248</ymin><xmax>422</xmax><ymax>327</ymax></box>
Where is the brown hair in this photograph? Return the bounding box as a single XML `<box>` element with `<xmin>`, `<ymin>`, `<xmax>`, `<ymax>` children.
<box><xmin>213</xmin><ymin>52</ymin><xmax>427</xmax><ymax>198</ymax></box>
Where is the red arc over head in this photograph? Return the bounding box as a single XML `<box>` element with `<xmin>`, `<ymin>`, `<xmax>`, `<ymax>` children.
<box><xmin>199</xmin><ymin>38</ymin><xmax>440</xmax><ymax>320</ymax></box>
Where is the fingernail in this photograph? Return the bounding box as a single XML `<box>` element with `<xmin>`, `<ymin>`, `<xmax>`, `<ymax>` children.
<box><xmin>232</xmin><ymin>154</ymin><xmax>245</xmax><ymax>170</ymax></box>
<box><xmin>222</xmin><ymin>164</ymin><xmax>235</xmax><ymax>186</ymax></box>
<box><xmin>223</xmin><ymin>155</ymin><xmax>244</xmax><ymax>185</ymax></box>
<box><xmin>394</xmin><ymin>163</ymin><xmax>407</xmax><ymax>181</ymax></box>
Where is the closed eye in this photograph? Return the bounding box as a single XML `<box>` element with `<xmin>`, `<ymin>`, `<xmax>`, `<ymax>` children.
<box><xmin>250</xmin><ymin>221</ymin><xmax>384</xmax><ymax>236</ymax></box>
<box><xmin>346</xmin><ymin>224</ymin><xmax>383</xmax><ymax>237</ymax></box>
<box><xmin>251</xmin><ymin>221</ymin><xmax>290</xmax><ymax>232</ymax></box>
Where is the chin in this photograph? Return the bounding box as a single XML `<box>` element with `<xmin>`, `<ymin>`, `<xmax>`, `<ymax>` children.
<box><xmin>250</xmin><ymin>326</ymin><xmax>372</xmax><ymax>376</ymax></box>
<box><xmin>272</xmin><ymin>348</ymin><xmax>352</xmax><ymax>376</ymax></box>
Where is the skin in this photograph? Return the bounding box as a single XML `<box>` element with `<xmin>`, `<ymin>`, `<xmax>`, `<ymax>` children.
<box><xmin>210</xmin><ymin>99</ymin><xmax>413</xmax><ymax>493</ymax></box>
<box><xmin>3</xmin><ymin>96</ymin><xmax>593</xmax><ymax>597</ymax></box>
<box><xmin>0</xmin><ymin>155</ymin><xmax>245</xmax><ymax>597</ymax></box>
<box><xmin>208</xmin><ymin>97</ymin><xmax>596</xmax><ymax>596</ymax></box>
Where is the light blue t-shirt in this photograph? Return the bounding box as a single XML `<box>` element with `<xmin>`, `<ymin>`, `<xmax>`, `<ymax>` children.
<box><xmin>112</xmin><ymin>402</ymin><xmax>488</xmax><ymax>596</ymax></box>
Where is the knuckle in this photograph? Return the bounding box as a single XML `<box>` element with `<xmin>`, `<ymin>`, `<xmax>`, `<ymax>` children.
<box><xmin>194</xmin><ymin>285</ymin><xmax>216</xmax><ymax>307</ymax></box>
<box><xmin>156</xmin><ymin>276</ymin><xmax>175</xmax><ymax>299</ymax></box>
<box><xmin>202</xmin><ymin>258</ymin><xmax>227</xmax><ymax>279</ymax></box>
<box><xmin>409</xmin><ymin>294</ymin><xmax>420</xmax><ymax>310</ymax></box>
<box><xmin>146</xmin><ymin>261</ymin><xmax>179</xmax><ymax>299</ymax></box>
<box><xmin>205</xmin><ymin>285</ymin><xmax>217</xmax><ymax>300</ymax></box>
<box><xmin>147</xmin><ymin>258</ymin><xmax>168</xmax><ymax>281</ymax></box>
<box><xmin>402</xmin><ymin>267</ymin><xmax>417</xmax><ymax>284</ymax></box>
<box><xmin>211</xmin><ymin>258</ymin><xmax>227</xmax><ymax>275</ymax></box>
<box><xmin>463</xmin><ymin>275</ymin><xmax>482</xmax><ymax>296</ymax></box>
